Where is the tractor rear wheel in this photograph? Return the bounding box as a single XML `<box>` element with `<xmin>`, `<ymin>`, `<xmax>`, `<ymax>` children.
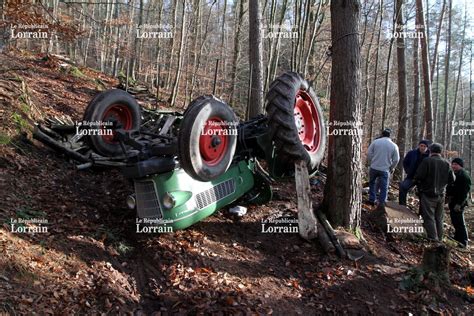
<box><xmin>266</xmin><ymin>72</ymin><xmax>326</xmax><ymax>176</ymax></box>
<box><xmin>178</xmin><ymin>95</ymin><xmax>238</xmax><ymax>182</ymax></box>
<box><xmin>83</xmin><ymin>89</ymin><xmax>141</xmax><ymax>157</ymax></box>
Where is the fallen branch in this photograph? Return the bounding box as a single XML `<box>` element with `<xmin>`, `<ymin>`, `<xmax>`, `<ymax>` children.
<box><xmin>315</xmin><ymin>210</ymin><xmax>347</xmax><ymax>258</ymax></box>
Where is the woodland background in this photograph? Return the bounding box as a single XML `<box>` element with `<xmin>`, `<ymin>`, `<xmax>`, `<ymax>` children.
<box><xmin>1</xmin><ymin>0</ymin><xmax>473</xmax><ymax>173</ymax></box>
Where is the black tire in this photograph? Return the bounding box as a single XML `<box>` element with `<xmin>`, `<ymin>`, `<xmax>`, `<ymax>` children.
<box><xmin>266</xmin><ymin>72</ymin><xmax>326</xmax><ymax>175</ymax></box>
<box><xmin>178</xmin><ymin>95</ymin><xmax>238</xmax><ymax>182</ymax></box>
<box><xmin>83</xmin><ymin>89</ymin><xmax>141</xmax><ymax>157</ymax></box>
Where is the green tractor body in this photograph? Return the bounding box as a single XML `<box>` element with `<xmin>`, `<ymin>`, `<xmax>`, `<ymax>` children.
<box><xmin>134</xmin><ymin>160</ymin><xmax>255</xmax><ymax>231</ymax></box>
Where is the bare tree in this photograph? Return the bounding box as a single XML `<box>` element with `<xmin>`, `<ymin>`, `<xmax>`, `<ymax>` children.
<box><xmin>229</xmin><ymin>0</ymin><xmax>246</xmax><ymax>106</ymax></box>
<box><xmin>412</xmin><ymin>36</ymin><xmax>421</xmax><ymax>147</ymax></box>
<box><xmin>169</xmin><ymin>0</ymin><xmax>187</xmax><ymax>107</ymax></box>
<box><xmin>395</xmin><ymin>0</ymin><xmax>407</xmax><ymax>178</ymax></box>
<box><xmin>416</xmin><ymin>0</ymin><xmax>433</xmax><ymax>139</ymax></box>
<box><xmin>429</xmin><ymin>0</ymin><xmax>446</xmax><ymax>79</ymax></box>
<box><xmin>248</xmin><ymin>0</ymin><xmax>264</xmax><ymax>118</ymax></box>
<box><xmin>447</xmin><ymin>5</ymin><xmax>467</xmax><ymax>150</ymax></box>
<box><xmin>368</xmin><ymin>0</ymin><xmax>384</xmax><ymax>142</ymax></box>
<box><xmin>441</xmin><ymin>0</ymin><xmax>452</xmax><ymax>145</ymax></box>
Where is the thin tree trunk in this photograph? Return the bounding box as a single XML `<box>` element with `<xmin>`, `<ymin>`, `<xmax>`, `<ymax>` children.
<box><xmin>303</xmin><ymin>0</ymin><xmax>324</xmax><ymax>77</ymax></box>
<box><xmin>442</xmin><ymin>0</ymin><xmax>452</xmax><ymax>146</ymax></box>
<box><xmin>381</xmin><ymin>9</ymin><xmax>396</xmax><ymax>129</ymax></box>
<box><xmin>263</xmin><ymin>0</ymin><xmax>277</xmax><ymax>93</ymax></box>
<box><xmin>434</xmin><ymin>54</ymin><xmax>440</xmax><ymax>139</ymax></box>
<box><xmin>447</xmin><ymin>6</ymin><xmax>467</xmax><ymax>151</ymax></box>
<box><xmin>429</xmin><ymin>0</ymin><xmax>446</xmax><ymax>79</ymax></box>
<box><xmin>269</xmin><ymin>0</ymin><xmax>292</xmax><ymax>85</ymax></box>
<box><xmin>190</xmin><ymin>0</ymin><xmax>217</xmax><ymax>99</ymax></box>
<box><xmin>368</xmin><ymin>0</ymin><xmax>384</xmax><ymax>143</ymax></box>
<box><xmin>395</xmin><ymin>0</ymin><xmax>408</xmax><ymax>179</ymax></box>
<box><xmin>416</xmin><ymin>0</ymin><xmax>433</xmax><ymax>139</ymax></box>
<box><xmin>362</xmin><ymin>0</ymin><xmax>378</xmax><ymax>119</ymax></box>
<box><xmin>412</xmin><ymin>36</ymin><xmax>421</xmax><ymax>147</ymax></box>
<box><xmin>169</xmin><ymin>0</ymin><xmax>187</xmax><ymax>107</ymax></box>
<box><xmin>469</xmin><ymin>42</ymin><xmax>472</xmax><ymax>175</ymax></box>
<box><xmin>229</xmin><ymin>0</ymin><xmax>246</xmax><ymax>106</ymax></box>
<box><xmin>218</xmin><ymin>0</ymin><xmax>227</xmax><ymax>97</ymax></box>
<box><xmin>248</xmin><ymin>0</ymin><xmax>264</xmax><ymax>118</ymax></box>
<box><xmin>165</xmin><ymin>0</ymin><xmax>179</xmax><ymax>90</ymax></box>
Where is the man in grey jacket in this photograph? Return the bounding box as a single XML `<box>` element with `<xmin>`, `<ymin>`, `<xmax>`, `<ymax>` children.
<box><xmin>367</xmin><ymin>128</ymin><xmax>400</xmax><ymax>206</ymax></box>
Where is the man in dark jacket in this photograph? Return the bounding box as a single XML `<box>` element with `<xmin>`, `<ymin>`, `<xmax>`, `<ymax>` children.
<box><xmin>414</xmin><ymin>143</ymin><xmax>455</xmax><ymax>241</ymax></box>
<box><xmin>446</xmin><ymin>158</ymin><xmax>471</xmax><ymax>247</ymax></box>
<box><xmin>399</xmin><ymin>140</ymin><xmax>430</xmax><ymax>205</ymax></box>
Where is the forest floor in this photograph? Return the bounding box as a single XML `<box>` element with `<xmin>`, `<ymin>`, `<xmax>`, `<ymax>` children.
<box><xmin>0</xmin><ymin>50</ymin><xmax>473</xmax><ymax>315</ymax></box>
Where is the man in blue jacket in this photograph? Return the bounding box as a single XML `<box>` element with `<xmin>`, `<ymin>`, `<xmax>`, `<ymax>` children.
<box><xmin>399</xmin><ymin>140</ymin><xmax>430</xmax><ymax>205</ymax></box>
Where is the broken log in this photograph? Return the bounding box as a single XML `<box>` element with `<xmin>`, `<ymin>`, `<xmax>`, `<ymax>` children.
<box><xmin>294</xmin><ymin>160</ymin><xmax>318</xmax><ymax>240</ymax></box>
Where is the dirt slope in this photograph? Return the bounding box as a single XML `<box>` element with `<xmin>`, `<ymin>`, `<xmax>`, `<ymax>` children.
<box><xmin>0</xmin><ymin>50</ymin><xmax>472</xmax><ymax>315</ymax></box>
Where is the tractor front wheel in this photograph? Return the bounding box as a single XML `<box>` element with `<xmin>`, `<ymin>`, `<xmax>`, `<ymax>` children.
<box><xmin>178</xmin><ymin>95</ymin><xmax>238</xmax><ymax>182</ymax></box>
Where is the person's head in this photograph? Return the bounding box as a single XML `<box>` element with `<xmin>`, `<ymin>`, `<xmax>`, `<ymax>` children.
<box><xmin>418</xmin><ymin>140</ymin><xmax>429</xmax><ymax>153</ymax></box>
<box><xmin>451</xmin><ymin>158</ymin><xmax>464</xmax><ymax>171</ymax></box>
<box><xmin>429</xmin><ymin>143</ymin><xmax>443</xmax><ymax>155</ymax></box>
<box><xmin>381</xmin><ymin>128</ymin><xmax>391</xmax><ymax>138</ymax></box>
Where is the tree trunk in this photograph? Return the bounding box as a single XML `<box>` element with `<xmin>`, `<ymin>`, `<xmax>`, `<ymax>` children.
<box><xmin>412</xmin><ymin>37</ymin><xmax>421</xmax><ymax>148</ymax></box>
<box><xmin>469</xmin><ymin>42</ymin><xmax>473</xmax><ymax>176</ymax></box>
<box><xmin>165</xmin><ymin>0</ymin><xmax>179</xmax><ymax>90</ymax></box>
<box><xmin>362</xmin><ymin>0</ymin><xmax>379</xmax><ymax>120</ymax></box>
<box><xmin>434</xmin><ymin>54</ymin><xmax>440</xmax><ymax>139</ymax></box>
<box><xmin>429</xmin><ymin>0</ymin><xmax>446</xmax><ymax>80</ymax></box>
<box><xmin>368</xmin><ymin>0</ymin><xmax>384</xmax><ymax>143</ymax></box>
<box><xmin>218</xmin><ymin>0</ymin><xmax>228</xmax><ymax>96</ymax></box>
<box><xmin>269</xmin><ymin>0</ymin><xmax>292</xmax><ymax>86</ymax></box>
<box><xmin>169</xmin><ymin>0</ymin><xmax>187</xmax><ymax>107</ymax></box>
<box><xmin>416</xmin><ymin>0</ymin><xmax>433</xmax><ymax>139</ymax></box>
<box><xmin>229</xmin><ymin>0</ymin><xmax>246</xmax><ymax>106</ymax></box>
<box><xmin>248</xmin><ymin>0</ymin><xmax>264</xmax><ymax>118</ymax></box>
<box><xmin>442</xmin><ymin>0</ymin><xmax>452</xmax><ymax>146</ymax></box>
<box><xmin>447</xmin><ymin>6</ymin><xmax>467</xmax><ymax>151</ymax></box>
<box><xmin>395</xmin><ymin>0</ymin><xmax>408</xmax><ymax>179</ymax></box>
<box><xmin>322</xmin><ymin>0</ymin><xmax>362</xmax><ymax>229</ymax></box>
<box><xmin>381</xmin><ymin>26</ymin><xmax>395</xmax><ymax>130</ymax></box>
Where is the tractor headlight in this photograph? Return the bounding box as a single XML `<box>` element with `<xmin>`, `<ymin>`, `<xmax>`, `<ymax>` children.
<box><xmin>126</xmin><ymin>195</ymin><xmax>136</xmax><ymax>209</ymax></box>
<box><xmin>162</xmin><ymin>192</ymin><xmax>176</xmax><ymax>209</ymax></box>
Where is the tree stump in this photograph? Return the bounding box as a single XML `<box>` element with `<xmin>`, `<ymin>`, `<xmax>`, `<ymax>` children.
<box><xmin>421</xmin><ymin>244</ymin><xmax>451</xmax><ymax>284</ymax></box>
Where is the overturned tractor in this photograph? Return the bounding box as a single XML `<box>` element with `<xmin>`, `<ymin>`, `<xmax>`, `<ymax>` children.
<box><xmin>33</xmin><ymin>72</ymin><xmax>326</xmax><ymax>230</ymax></box>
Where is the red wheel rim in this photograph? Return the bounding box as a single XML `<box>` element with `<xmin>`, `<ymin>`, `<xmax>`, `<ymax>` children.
<box><xmin>101</xmin><ymin>104</ymin><xmax>133</xmax><ymax>143</ymax></box>
<box><xmin>199</xmin><ymin>117</ymin><xmax>229</xmax><ymax>166</ymax></box>
<box><xmin>294</xmin><ymin>90</ymin><xmax>321</xmax><ymax>153</ymax></box>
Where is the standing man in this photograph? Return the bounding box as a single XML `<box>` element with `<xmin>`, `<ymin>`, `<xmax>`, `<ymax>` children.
<box><xmin>414</xmin><ymin>143</ymin><xmax>455</xmax><ymax>241</ymax></box>
<box><xmin>399</xmin><ymin>140</ymin><xmax>431</xmax><ymax>205</ymax></box>
<box><xmin>367</xmin><ymin>128</ymin><xmax>400</xmax><ymax>206</ymax></box>
<box><xmin>446</xmin><ymin>158</ymin><xmax>471</xmax><ymax>248</ymax></box>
